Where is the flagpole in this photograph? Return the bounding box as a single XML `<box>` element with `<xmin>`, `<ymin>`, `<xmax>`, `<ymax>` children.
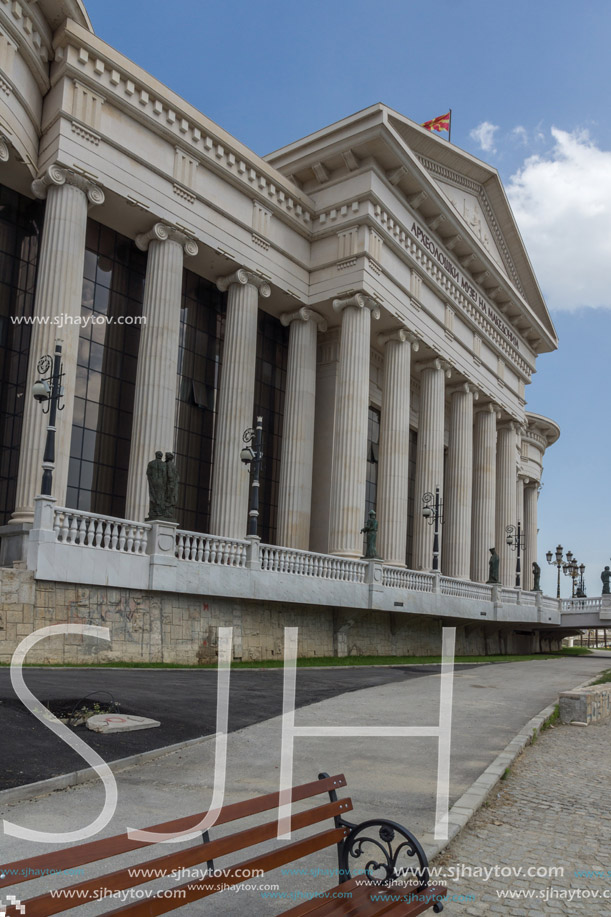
<box><xmin>448</xmin><ymin>108</ymin><xmax>452</xmax><ymax>143</ymax></box>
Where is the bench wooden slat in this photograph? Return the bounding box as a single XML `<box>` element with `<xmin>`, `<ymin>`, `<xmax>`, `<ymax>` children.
<box><xmin>278</xmin><ymin>879</ymin><xmax>447</xmax><ymax>916</ymax></box>
<box><xmin>13</xmin><ymin>799</ymin><xmax>353</xmax><ymax>917</ymax></box>
<box><xmin>99</xmin><ymin>826</ymin><xmax>349</xmax><ymax>917</ymax></box>
<box><xmin>0</xmin><ymin>773</ymin><xmax>346</xmax><ymax>889</ymax></box>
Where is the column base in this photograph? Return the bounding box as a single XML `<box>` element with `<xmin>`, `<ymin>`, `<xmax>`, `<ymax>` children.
<box><xmin>0</xmin><ymin>523</ymin><xmax>32</xmax><ymax>566</ymax></box>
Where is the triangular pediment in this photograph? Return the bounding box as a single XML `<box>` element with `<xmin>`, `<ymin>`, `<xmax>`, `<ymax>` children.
<box><xmin>434</xmin><ymin>178</ymin><xmax>509</xmax><ymax>279</ymax></box>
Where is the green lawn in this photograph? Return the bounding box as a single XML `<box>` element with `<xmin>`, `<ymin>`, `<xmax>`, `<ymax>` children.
<box><xmin>0</xmin><ymin>646</ymin><xmax>591</xmax><ymax>669</ymax></box>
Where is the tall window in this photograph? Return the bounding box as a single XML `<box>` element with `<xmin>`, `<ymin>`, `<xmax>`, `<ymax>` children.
<box><xmin>0</xmin><ymin>185</ymin><xmax>43</xmax><ymax>524</ymax></box>
<box><xmin>67</xmin><ymin>221</ymin><xmax>146</xmax><ymax>515</ymax></box>
<box><xmin>365</xmin><ymin>406</ymin><xmax>381</xmax><ymax>521</ymax></box>
<box><xmin>174</xmin><ymin>271</ymin><xmax>225</xmax><ymax>532</ymax></box>
<box><xmin>254</xmin><ymin>311</ymin><xmax>288</xmax><ymax>544</ymax></box>
<box><xmin>405</xmin><ymin>429</ymin><xmax>417</xmax><ymax>568</ymax></box>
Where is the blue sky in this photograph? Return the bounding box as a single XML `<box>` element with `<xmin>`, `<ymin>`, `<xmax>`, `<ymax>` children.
<box><xmin>86</xmin><ymin>0</ymin><xmax>611</xmax><ymax>598</ymax></box>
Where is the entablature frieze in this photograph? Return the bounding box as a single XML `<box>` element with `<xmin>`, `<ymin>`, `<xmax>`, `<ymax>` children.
<box><xmin>51</xmin><ymin>23</ymin><xmax>316</xmax><ymax>236</ymax></box>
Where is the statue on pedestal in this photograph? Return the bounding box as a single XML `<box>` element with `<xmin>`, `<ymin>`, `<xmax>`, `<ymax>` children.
<box><xmin>361</xmin><ymin>510</ymin><xmax>379</xmax><ymax>559</ymax></box>
<box><xmin>602</xmin><ymin>566</ymin><xmax>611</xmax><ymax>595</ymax></box>
<box><xmin>146</xmin><ymin>451</ymin><xmax>179</xmax><ymax>522</ymax></box>
<box><xmin>532</xmin><ymin>561</ymin><xmax>541</xmax><ymax>592</ymax></box>
<box><xmin>487</xmin><ymin>547</ymin><xmax>499</xmax><ymax>584</ymax></box>
<box><xmin>146</xmin><ymin>451</ymin><xmax>166</xmax><ymax>520</ymax></box>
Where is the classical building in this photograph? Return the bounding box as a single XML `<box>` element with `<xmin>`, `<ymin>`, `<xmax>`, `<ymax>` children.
<box><xmin>0</xmin><ymin>0</ymin><xmax>567</xmax><ymax>663</ymax></box>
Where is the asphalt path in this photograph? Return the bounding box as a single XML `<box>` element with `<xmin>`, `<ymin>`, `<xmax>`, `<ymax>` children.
<box><xmin>0</xmin><ymin>663</ymin><xmax>478</xmax><ymax>789</ymax></box>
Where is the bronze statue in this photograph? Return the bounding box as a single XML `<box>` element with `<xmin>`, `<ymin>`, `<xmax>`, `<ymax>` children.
<box><xmin>532</xmin><ymin>561</ymin><xmax>541</xmax><ymax>592</ymax></box>
<box><xmin>487</xmin><ymin>547</ymin><xmax>499</xmax><ymax>584</ymax></box>
<box><xmin>146</xmin><ymin>451</ymin><xmax>166</xmax><ymax>520</ymax></box>
<box><xmin>361</xmin><ymin>510</ymin><xmax>379</xmax><ymax>559</ymax></box>
<box><xmin>164</xmin><ymin>452</ymin><xmax>179</xmax><ymax>521</ymax></box>
<box><xmin>602</xmin><ymin>566</ymin><xmax>611</xmax><ymax>595</ymax></box>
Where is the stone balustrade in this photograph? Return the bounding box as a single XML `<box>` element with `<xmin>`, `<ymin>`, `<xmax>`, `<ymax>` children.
<box><xmin>54</xmin><ymin>508</ymin><xmax>150</xmax><ymax>554</ymax></box>
<box><xmin>175</xmin><ymin>531</ymin><xmax>248</xmax><ymax>567</ymax></box>
<box><xmin>260</xmin><ymin>545</ymin><xmax>367</xmax><ymax>582</ymax></box>
<box><xmin>16</xmin><ymin>498</ymin><xmax>565</xmax><ymax>627</ymax></box>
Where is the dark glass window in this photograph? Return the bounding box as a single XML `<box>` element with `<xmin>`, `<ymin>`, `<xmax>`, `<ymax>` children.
<box><xmin>254</xmin><ymin>311</ymin><xmax>288</xmax><ymax>544</ymax></box>
<box><xmin>365</xmin><ymin>406</ymin><xmax>380</xmax><ymax>520</ymax></box>
<box><xmin>174</xmin><ymin>271</ymin><xmax>225</xmax><ymax>532</ymax></box>
<box><xmin>406</xmin><ymin>429</ymin><xmax>418</xmax><ymax>568</ymax></box>
<box><xmin>0</xmin><ymin>185</ymin><xmax>43</xmax><ymax>524</ymax></box>
<box><xmin>67</xmin><ymin>221</ymin><xmax>146</xmax><ymax>515</ymax></box>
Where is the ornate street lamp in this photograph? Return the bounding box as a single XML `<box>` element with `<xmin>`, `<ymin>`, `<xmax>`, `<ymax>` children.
<box><xmin>575</xmin><ymin>563</ymin><xmax>586</xmax><ymax>598</ymax></box>
<box><xmin>422</xmin><ymin>486</ymin><xmax>443</xmax><ymax>572</ymax></box>
<box><xmin>506</xmin><ymin>522</ymin><xmax>525</xmax><ymax>589</ymax></box>
<box><xmin>240</xmin><ymin>415</ymin><xmax>263</xmax><ymax>537</ymax></box>
<box><xmin>563</xmin><ymin>555</ymin><xmax>580</xmax><ymax>598</ymax></box>
<box><xmin>545</xmin><ymin>544</ymin><xmax>567</xmax><ymax>599</ymax></box>
<box><xmin>32</xmin><ymin>341</ymin><xmax>65</xmax><ymax>496</ymax></box>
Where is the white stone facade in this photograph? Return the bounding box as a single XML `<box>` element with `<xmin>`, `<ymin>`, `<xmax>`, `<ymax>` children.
<box><xmin>0</xmin><ymin>0</ymin><xmax>560</xmax><ymax>617</ymax></box>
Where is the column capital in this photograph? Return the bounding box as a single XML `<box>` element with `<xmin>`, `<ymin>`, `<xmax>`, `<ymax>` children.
<box><xmin>280</xmin><ymin>306</ymin><xmax>327</xmax><ymax>331</ymax></box>
<box><xmin>135</xmin><ymin>222</ymin><xmax>198</xmax><ymax>257</ymax></box>
<box><xmin>448</xmin><ymin>381</ymin><xmax>479</xmax><ymax>399</ymax></box>
<box><xmin>332</xmin><ymin>292</ymin><xmax>381</xmax><ymax>320</ymax></box>
<box><xmin>0</xmin><ymin>134</ymin><xmax>9</xmax><ymax>163</ymax></box>
<box><xmin>377</xmin><ymin>327</ymin><xmax>419</xmax><ymax>350</ymax></box>
<box><xmin>216</xmin><ymin>267</ymin><xmax>271</xmax><ymax>297</ymax></box>
<box><xmin>498</xmin><ymin>418</ymin><xmax>523</xmax><ymax>435</ymax></box>
<box><xmin>418</xmin><ymin>356</ymin><xmax>452</xmax><ymax>377</ymax></box>
<box><xmin>475</xmin><ymin>400</ymin><xmax>502</xmax><ymax>418</ymax></box>
<box><xmin>32</xmin><ymin>164</ymin><xmax>105</xmax><ymax>207</ymax></box>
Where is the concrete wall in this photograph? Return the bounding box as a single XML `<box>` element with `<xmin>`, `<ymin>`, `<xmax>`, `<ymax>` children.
<box><xmin>0</xmin><ymin>567</ymin><xmax>562</xmax><ymax>665</ymax></box>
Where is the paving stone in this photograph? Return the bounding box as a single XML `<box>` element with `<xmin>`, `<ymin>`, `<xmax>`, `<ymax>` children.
<box><xmin>434</xmin><ymin>718</ymin><xmax>611</xmax><ymax>914</ymax></box>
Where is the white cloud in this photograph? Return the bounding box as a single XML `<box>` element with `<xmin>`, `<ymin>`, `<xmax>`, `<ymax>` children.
<box><xmin>506</xmin><ymin>128</ymin><xmax>611</xmax><ymax>310</ymax></box>
<box><xmin>469</xmin><ymin>121</ymin><xmax>499</xmax><ymax>152</ymax></box>
<box><xmin>511</xmin><ymin>125</ymin><xmax>528</xmax><ymax>145</ymax></box>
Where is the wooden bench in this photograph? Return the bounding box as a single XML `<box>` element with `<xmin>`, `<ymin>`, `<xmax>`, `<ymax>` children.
<box><xmin>1</xmin><ymin>772</ymin><xmax>447</xmax><ymax>915</ymax></box>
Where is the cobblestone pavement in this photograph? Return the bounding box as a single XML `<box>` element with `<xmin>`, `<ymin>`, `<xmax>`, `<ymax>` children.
<box><xmin>435</xmin><ymin>716</ymin><xmax>611</xmax><ymax>914</ymax></box>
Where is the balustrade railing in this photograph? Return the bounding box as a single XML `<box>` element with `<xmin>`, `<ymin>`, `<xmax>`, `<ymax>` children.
<box><xmin>561</xmin><ymin>596</ymin><xmax>603</xmax><ymax>613</ymax></box>
<box><xmin>382</xmin><ymin>567</ymin><xmax>435</xmax><ymax>593</ymax></box>
<box><xmin>500</xmin><ymin>587</ymin><xmax>520</xmax><ymax>605</ymax></box>
<box><xmin>175</xmin><ymin>532</ymin><xmax>248</xmax><ymax>567</ymax></box>
<box><xmin>518</xmin><ymin>591</ymin><xmax>537</xmax><ymax>606</ymax></box>
<box><xmin>440</xmin><ymin>578</ymin><xmax>493</xmax><ymax>601</ymax></box>
<box><xmin>260</xmin><ymin>545</ymin><xmax>367</xmax><ymax>582</ymax></box>
<box><xmin>54</xmin><ymin>508</ymin><xmax>150</xmax><ymax>554</ymax></box>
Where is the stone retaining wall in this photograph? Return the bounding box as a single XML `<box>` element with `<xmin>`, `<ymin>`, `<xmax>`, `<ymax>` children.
<box><xmin>0</xmin><ymin>567</ymin><xmax>561</xmax><ymax>664</ymax></box>
<box><xmin>559</xmin><ymin>684</ymin><xmax>611</xmax><ymax>725</ymax></box>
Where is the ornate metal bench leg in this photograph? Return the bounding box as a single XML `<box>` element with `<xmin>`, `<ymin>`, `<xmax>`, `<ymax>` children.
<box><xmin>433</xmin><ymin>903</ymin><xmax>444</xmax><ymax>913</ymax></box>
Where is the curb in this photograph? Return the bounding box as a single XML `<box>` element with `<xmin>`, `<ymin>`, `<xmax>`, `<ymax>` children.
<box><xmin>423</xmin><ymin>675</ymin><xmax>600</xmax><ymax>862</ymax></box>
<box><xmin>0</xmin><ymin>734</ymin><xmax>214</xmax><ymax>808</ymax></box>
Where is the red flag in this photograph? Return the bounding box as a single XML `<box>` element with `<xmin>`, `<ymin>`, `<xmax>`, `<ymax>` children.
<box><xmin>421</xmin><ymin>111</ymin><xmax>451</xmax><ymax>134</ymax></box>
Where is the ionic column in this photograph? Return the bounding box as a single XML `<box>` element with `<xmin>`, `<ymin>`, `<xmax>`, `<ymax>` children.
<box><xmin>377</xmin><ymin>328</ymin><xmax>419</xmax><ymax>565</ymax></box>
<box><xmin>125</xmin><ymin>223</ymin><xmax>198</xmax><ymax>521</ymax></box>
<box><xmin>470</xmin><ymin>403</ymin><xmax>499</xmax><ymax>582</ymax></box>
<box><xmin>524</xmin><ymin>482</ymin><xmax>539</xmax><ymax>590</ymax></box>
<box><xmin>11</xmin><ymin>165</ymin><xmax>105</xmax><ymax>524</ymax></box>
<box><xmin>209</xmin><ymin>269</ymin><xmax>270</xmax><ymax>538</ymax></box>
<box><xmin>412</xmin><ymin>358</ymin><xmax>450</xmax><ymax>571</ymax></box>
<box><xmin>496</xmin><ymin>420</ymin><xmax>520</xmax><ymax>586</ymax></box>
<box><xmin>277</xmin><ymin>306</ymin><xmax>327</xmax><ymax>549</ymax></box>
<box><xmin>444</xmin><ymin>383</ymin><xmax>478</xmax><ymax>579</ymax></box>
<box><xmin>328</xmin><ymin>293</ymin><xmax>380</xmax><ymax>557</ymax></box>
